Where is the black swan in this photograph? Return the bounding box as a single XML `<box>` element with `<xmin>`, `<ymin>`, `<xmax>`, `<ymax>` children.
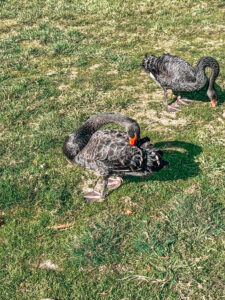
<box><xmin>141</xmin><ymin>54</ymin><xmax>220</xmax><ymax>112</ymax></box>
<box><xmin>63</xmin><ymin>113</ymin><xmax>169</xmax><ymax>202</ymax></box>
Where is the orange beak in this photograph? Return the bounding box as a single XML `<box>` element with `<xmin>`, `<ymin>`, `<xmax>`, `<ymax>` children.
<box><xmin>129</xmin><ymin>133</ymin><xmax>137</xmax><ymax>146</ymax></box>
<box><xmin>211</xmin><ymin>98</ymin><xmax>217</xmax><ymax>107</ymax></box>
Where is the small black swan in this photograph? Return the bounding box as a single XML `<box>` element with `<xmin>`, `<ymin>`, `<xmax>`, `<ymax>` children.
<box><xmin>63</xmin><ymin>113</ymin><xmax>169</xmax><ymax>202</ymax></box>
<box><xmin>141</xmin><ymin>54</ymin><xmax>220</xmax><ymax>112</ymax></box>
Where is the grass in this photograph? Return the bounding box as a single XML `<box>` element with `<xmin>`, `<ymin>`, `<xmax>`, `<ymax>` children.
<box><xmin>0</xmin><ymin>0</ymin><xmax>225</xmax><ymax>299</ymax></box>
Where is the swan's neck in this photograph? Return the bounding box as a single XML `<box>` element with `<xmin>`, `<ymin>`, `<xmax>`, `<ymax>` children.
<box><xmin>78</xmin><ymin>113</ymin><xmax>140</xmax><ymax>150</ymax></box>
<box><xmin>195</xmin><ymin>57</ymin><xmax>220</xmax><ymax>99</ymax></box>
<box><xmin>87</xmin><ymin>113</ymin><xmax>139</xmax><ymax>133</ymax></box>
<box><xmin>63</xmin><ymin>113</ymin><xmax>140</xmax><ymax>160</ymax></box>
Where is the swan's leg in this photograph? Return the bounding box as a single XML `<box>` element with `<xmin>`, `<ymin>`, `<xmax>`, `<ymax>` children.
<box><xmin>164</xmin><ymin>89</ymin><xmax>168</xmax><ymax>108</ymax></box>
<box><xmin>164</xmin><ymin>89</ymin><xmax>180</xmax><ymax>112</ymax></box>
<box><xmin>92</xmin><ymin>176</ymin><xmax>101</xmax><ymax>187</ymax></box>
<box><xmin>84</xmin><ymin>175</ymin><xmax>109</xmax><ymax>202</ymax></box>
<box><xmin>83</xmin><ymin>176</ymin><xmax>102</xmax><ymax>202</ymax></box>
<box><xmin>107</xmin><ymin>177</ymin><xmax>123</xmax><ymax>190</ymax></box>
<box><xmin>99</xmin><ymin>176</ymin><xmax>109</xmax><ymax>201</ymax></box>
<box><xmin>176</xmin><ymin>94</ymin><xmax>192</xmax><ymax>105</ymax></box>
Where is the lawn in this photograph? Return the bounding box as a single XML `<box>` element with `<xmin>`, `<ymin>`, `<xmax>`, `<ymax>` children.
<box><xmin>0</xmin><ymin>0</ymin><xmax>225</xmax><ymax>299</ymax></box>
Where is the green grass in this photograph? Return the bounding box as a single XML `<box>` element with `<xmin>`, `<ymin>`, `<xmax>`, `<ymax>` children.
<box><xmin>0</xmin><ymin>0</ymin><xmax>225</xmax><ymax>299</ymax></box>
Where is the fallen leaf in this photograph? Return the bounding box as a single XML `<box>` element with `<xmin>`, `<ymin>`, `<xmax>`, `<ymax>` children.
<box><xmin>198</xmin><ymin>282</ymin><xmax>203</xmax><ymax>289</ymax></box>
<box><xmin>46</xmin><ymin>222</ymin><xmax>75</xmax><ymax>230</ymax></box>
<box><xmin>212</xmin><ymin>277</ymin><xmax>225</xmax><ymax>287</ymax></box>
<box><xmin>223</xmin><ymin>110</ymin><xmax>225</xmax><ymax>118</ymax></box>
<box><xmin>107</xmin><ymin>69</ymin><xmax>118</xmax><ymax>75</ymax></box>
<box><xmin>98</xmin><ymin>198</ymin><xmax>105</xmax><ymax>203</ymax></box>
<box><xmin>124</xmin><ymin>209</ymin><xmax>133</xmax><ymax>215</ymax></box>
<box><xmin>66</xmin><ymin>159</ymin><xmax>73</xmax><ymax>168</ymax></box>
<box><xmin>59</xmin><ymin>109</ymin><xmax>65</xmax><ymax>114</ymax></box>
<box><xmin>147</xmin><ymin>265</ymin><xmax>151</xmax><ymax>271</ymax></box>
<box><xmin>218</xmin><ymin>117</ymin><xmax>224</xmax><ymax>124</ymax></box>
<box><xmin>98</xmin><ymin>292</ymin><xmax>108</xmax><ymax>296</ymax></box>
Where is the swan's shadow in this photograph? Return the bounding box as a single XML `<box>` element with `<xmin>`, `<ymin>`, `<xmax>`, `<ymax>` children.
<box><xmin>126</xmin><ymin>141</ymin><xmax>202</xmax><ymax>183</ymax></box>
<box><xmin>172</xmin><ymin>83</ymin><xmax>225</xmax><ymax>104</ymax></box>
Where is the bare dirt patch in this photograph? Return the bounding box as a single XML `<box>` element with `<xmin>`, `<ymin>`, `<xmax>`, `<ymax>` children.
<box><xmin>20</xmin><ymin>40</ymin><xmax>43</xmax><ymax>49</ymax></box>
<box><xmin>69</xmin><ymin>67</ymin><xmax>78</xmax><ymax>79</ymax></box>
<box><xmin>0</xmin><ymin>19</ymin><xmax>17</xmax><ymax>30</ymax></box>
<box><xmin>107</xmin><ymin>70</ymin><xmax>118</xmax><ymax>75</ymax></box>
<box><xmin>127</xmin><ymin>97</ymin><xmax>187</xmax><ymax>129</ymax></box>
<box><xmin>184</xmin><ymin>183</ymin><xmax>201</xmax><ymax>195</ymax></box>
<box><xmin>89</xmin><ymin>64</ymin><xmax>101</xmax><ymax>70</ymax></box>
<box><xmin>58</xmin><ymin>84</ymin><xmax>70</xmax><ymax>91</ymax></box>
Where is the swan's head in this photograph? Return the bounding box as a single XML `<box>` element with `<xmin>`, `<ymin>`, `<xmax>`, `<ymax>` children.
<box><xmin>62</xmin><ymin>134</ymin><xmax>80</xmax><ymax>160</ymax></box>
<box><xmin>128</xmin><ymin>123</ymin><xmax>140</xmax><ymax>146</ymax></box>
<box><xmin>207</xmin><ymin>89</ymin><xmax>217</xmax><ymax>107</ymax></box>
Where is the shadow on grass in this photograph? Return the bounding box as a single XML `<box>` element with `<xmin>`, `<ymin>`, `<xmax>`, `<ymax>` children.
<box><xmin>127</xmin><ymin>140</ymin><xmax>202</xmax><ymax>183</ymax></box>
<box><xmin>172</xmin><ymin>83</ymin><xmax>225</xmax><ymax>105</ymax></box>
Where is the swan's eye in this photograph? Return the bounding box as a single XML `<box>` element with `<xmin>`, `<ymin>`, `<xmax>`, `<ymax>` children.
<box><xmin>129</xmin><ymin>133</ymin><xmax>137</xmax><ymax>146</ymax></box>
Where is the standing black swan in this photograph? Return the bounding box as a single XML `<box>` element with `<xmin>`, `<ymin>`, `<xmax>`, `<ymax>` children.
<box><xmin>141</xmin><ymin>54</ymin><xmax>220</xmax><ymax>112</ymax></box>
<box><xmin>63</xmin><ymin>113</ymin><xmax>169</xmax><ymax>202</ymax></box>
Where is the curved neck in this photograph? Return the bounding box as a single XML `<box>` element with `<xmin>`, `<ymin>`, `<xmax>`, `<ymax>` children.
<box><xmin>88</xmin><ymin>113</ymin><xmax>140</xmax><ymax>132</ymax></box>
<box><xmin>75</xmin><ymin>113</ymin><xmax>140</xmax><ymax>151</ymax></box>
<box><xmin>196</xmin><ymin>57</ymin><xmax>220</xmax><ymax>98</ymax></box>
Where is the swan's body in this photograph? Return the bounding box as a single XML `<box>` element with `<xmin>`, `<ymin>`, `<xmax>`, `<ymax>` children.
<box><xmin>141</xmin><ymin>54</ymin><xmax>220</xmax><ymax>111</ymax></box>
<box><xmin>63</xmin><ymin>113</ymin><xmax>168</xmax><ymax>201</ymax></box>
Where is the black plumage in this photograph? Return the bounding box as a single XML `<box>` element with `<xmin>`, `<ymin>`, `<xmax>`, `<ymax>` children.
<box><xmin>141</xmin><ymin>53</ymin><xmax>220</xmax><ymax>111</ymax></box>
<box><xmin>63</xmin><ymin>113</ymin><xmax>168</xmax><ymax>201</ymax></box>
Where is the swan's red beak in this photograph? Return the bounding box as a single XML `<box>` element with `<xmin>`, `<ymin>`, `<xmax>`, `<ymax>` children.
<box><xmin>129</xmin><ymin>133</ymin><xmax>137</xmax><ymax>146</ymax></box>
<box><xmin>211</xmin><ymin>98</ymin><xmax>217</xmax><ymax>107</ymax></box>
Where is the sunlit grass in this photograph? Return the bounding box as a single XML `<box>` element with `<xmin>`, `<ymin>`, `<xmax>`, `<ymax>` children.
<box><xmin>0</xmin><ymin>0</ymin><xmax>224</xmax><ymax>299</ymax></box>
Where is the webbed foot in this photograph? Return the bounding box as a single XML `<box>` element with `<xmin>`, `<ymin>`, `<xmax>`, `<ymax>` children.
<box><xmin>107</xmin><ymin>177</ymin><xmax>123</xmax><ymax>190</ymax></box>
<box><xmin>84</xmin><ymin>191</ymin><xmax>105</xmax><ymax>202</ymax></box>
<box><xmin>176</xmin><ymin>96</ymin><xmax>192</xmax><ymax>106</ymax></box>
<box><xmin>167</xmin><ymin>105</ymin><xmax>180</xmax><ymax>112</ymax></box>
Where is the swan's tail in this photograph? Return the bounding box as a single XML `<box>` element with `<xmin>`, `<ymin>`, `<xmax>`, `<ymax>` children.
<box><xmin>145</xmin><ymin>148</ymin><xmax>169</xmax><ymax>173</ymax></box>
<box><xmin>125</xmin><ymin>146</ymin><xmax>169</xmax><ymax>174</ymax></box>
<box><xmin>141</xmin><ymin>54</ymin><xmax>170</xmax><ymax>77</ymax></box>
<box><xmin>141</xmin><ymin>55</ymin><xmax>158</xmax><ymax>73</ymax></box>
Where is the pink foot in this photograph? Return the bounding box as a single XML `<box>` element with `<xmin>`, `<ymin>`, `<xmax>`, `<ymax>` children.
<box><xmin>167</xmin><ymin>105</ymin><xmax>180</xmax><ymax>112</ymax></box>
<box><xmin>84</xmin><ymin>191</ymin><xmax>105</xmax><ymax>202</ymax></box>
<box><xmin>176</xmin><ymin>97</ymin><xmax>192</xmax><ymax>106</ymax></box>
<box><xmin>107</xmin><ymin>177</ymin><xmax>123</xmax><ymax>190</ymax></box>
